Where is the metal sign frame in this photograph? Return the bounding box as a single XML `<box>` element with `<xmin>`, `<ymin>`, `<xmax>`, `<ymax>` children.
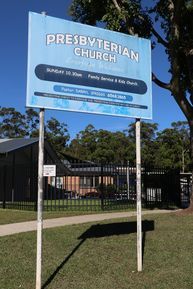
<box><xmin>31</xmin><ymin>12</ymin><xmax>149</xmax><ymax>289</ymax></box>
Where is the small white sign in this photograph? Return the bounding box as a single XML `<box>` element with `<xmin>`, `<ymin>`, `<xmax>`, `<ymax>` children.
<box><xmin>43</xmin><ymin>165</ymin><xmax>56</xmax><ymax>177</ymax></box>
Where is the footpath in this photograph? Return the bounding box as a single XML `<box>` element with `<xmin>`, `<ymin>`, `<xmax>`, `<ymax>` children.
<box><xmin>0</xmin><ymin>209</ymin><xmax>178</xmax><ymax>237</ymax></box>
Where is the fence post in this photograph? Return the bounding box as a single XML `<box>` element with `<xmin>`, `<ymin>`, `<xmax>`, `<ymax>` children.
<box><xmin>11</xmin><ymin>153</ymin><xmax>15</xmax><ymax>203</ymax></box>
<box><xmin>101</xmin><ymin>163</ymin><xmax>104</xmax><ymax>210</ymax></box>
<box><xmin>187</xmin><ymin>175</ymin><xmax>191</xmax><ymax>207</ymax></box>
<box><xmin>127</xmin><ymin>161</ymin><xmax>130</xmax><ymax>200</ymax></box>
<box><xmin>3</xmin><ymin>165</ymin><xmax>7</xmax><ymax>209</ymax></box>
<box><xmin>177</xmin><ymin>169</ymin><xmax>181</xmax><ymax>207</ymax></box>
<box><xmin>144</xmin><ymin>167</ymin><xmax>147</xmax><ymax>208</ymax></box>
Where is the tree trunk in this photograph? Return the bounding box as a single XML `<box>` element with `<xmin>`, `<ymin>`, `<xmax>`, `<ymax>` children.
<box><xmin>187</xmin><ymin>121</ymin><xmax>193</xmax><ymax>209</ymax></box>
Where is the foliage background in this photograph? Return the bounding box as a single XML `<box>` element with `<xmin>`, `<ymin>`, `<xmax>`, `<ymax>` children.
<box><xmin>0</xmin><ymin>107</ymin><xmax>191</xmax><ymax>171</ymax></box>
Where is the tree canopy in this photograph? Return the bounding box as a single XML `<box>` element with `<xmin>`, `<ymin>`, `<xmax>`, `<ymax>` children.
<box><xmin>67</xmin><ymin>120</ymin><xmax>191</xmax><ymax>170</ymax></box>
<box><xmin>0</xmin><ymin>107</ymin><xmax>191</xmax><ymax>170</ymax></box>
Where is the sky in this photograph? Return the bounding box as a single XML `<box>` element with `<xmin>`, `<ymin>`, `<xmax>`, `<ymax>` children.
<box><xmin>0</xmin><ymin>0</ymin><xmax>186</xmax><ymax>140</ymax></box>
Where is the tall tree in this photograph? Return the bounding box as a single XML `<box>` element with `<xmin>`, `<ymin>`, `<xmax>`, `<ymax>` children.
<box><xmin>171</xmin><ymin>121</ymin><xmax>190</xmax><ymax>171</ymax></box>
<box><xmin>110</xmin><ymin>131</ymin><xmax>131</xmax><ymax>164</ymax></box>
<box><xmin>154</xmin><ymin>122</ymin><xmax>190</xmax><ymax>171</ymax></box>
<box><xmin>70</xmin><ymin>0</ymin><xmax>193</xmax><ymax>208</ymax></box>
<box><xmin>68</xmin><ymin>124</ymin><xmax>131</xmax><ymax>163</ymax></box>
<box><xmin>92</xmin><ymin>129</ymin><xmax>118</xmax><ymax>163</ymax></box>
<box><xmin>125</xmin><ymin>121</ymin><xmax>158</xmax><ymax>166</ymax></box>
<box><xmin>45</xmin><ymin>117</ymin><xmax>70</xmax><ymax>158</ymax></box>
<box><xmin>0</xmin><ymin>107</ymin><xmax>26</xmax><ymax>138</ymax></box>
<box><xmin>68</xmin><ymin>124</ymin><xmax>97</xmax><ymax>160</ymax></box>
<box><xmin>155</xmin><ymin>127</ymin><xmax>186</xmax><ymax>169</ymax></box>
<box><xmin>25</xmin><ymin>108</ymin><xmax>39</xmax><ymax>137</ymax></box>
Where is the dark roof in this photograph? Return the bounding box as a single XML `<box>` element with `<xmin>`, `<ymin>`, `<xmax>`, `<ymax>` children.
<box><xmin>0</xmin><ymin>138</ymin><xmax>39</xmax><ymax>154</ymax></box>
<box><xmin>61</xmin><ymin>152</ymin><xmax>96</xmax><ymax>166</ymax></box>
<box><xmin>61</xmin><ymin>152</ymin><xmax>85</xmax><ymax>163</ymax></box>
<box><xmin>0</xmin><ymin>138</ymin><xmax>70</xmax><ymax>173</ymax></box>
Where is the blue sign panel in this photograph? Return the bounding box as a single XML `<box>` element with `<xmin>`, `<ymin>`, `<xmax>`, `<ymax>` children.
<box><xmin>27</xmin><ymin>12</ymin><xmax>152</xmax><ymax>119</ymax></box>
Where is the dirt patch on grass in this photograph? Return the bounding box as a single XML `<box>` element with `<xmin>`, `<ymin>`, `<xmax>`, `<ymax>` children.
<box><xmin>175</xmin><ymin>207</ymin><xmax>193</xmax><ymax>215</ymax></box>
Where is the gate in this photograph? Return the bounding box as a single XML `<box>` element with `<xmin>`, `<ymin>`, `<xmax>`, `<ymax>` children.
<box><xmin>43</xmin><ymin>163</ymin><xmax>183</xmax><ymax>211</ymax></box>
<box><xmin>0</xmin><ymin>162</ymin><xmax>188</xmax><ymax>211</ymax></box>
<box><xmin>143</xmin><ymin>167</ymin><xmax>182</xmax><ymax>208</ymax></box>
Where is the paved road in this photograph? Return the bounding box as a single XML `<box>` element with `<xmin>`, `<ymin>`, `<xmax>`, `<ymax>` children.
<box><xmin>0</xmin><ymin>209</ymin><xmax>178</xmax><ymax>237</ymax></box>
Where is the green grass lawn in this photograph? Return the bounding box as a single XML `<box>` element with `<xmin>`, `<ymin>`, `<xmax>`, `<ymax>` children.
<box><xmin>0</xmin><ymin>207</ymin><xmax>136</xmax><ymax>225</ymax></box>
<box><xmin>0</xmin><ymin>213</ymin><xmax>193</xmax><ymax>289</ymax></box>
<box><xmin>0</xmin><ymin>209</ymin><xmax>87</xmax><ymax>225</ymax></box>
<box><xmin>0</xmin><ymin>208</ymin><xmax>105</xmax><ymax>225</ymax></box>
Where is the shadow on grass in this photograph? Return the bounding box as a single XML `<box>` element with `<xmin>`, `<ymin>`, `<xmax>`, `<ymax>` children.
<box><xmin>42</xmin><ymin>238</ymin><xmax>86</xmax><ymax>289</ymax></box>
<box><xmin>42</xmin><ymin>220</ymin><xmax>154</xmax><ymax>289</ymax></box>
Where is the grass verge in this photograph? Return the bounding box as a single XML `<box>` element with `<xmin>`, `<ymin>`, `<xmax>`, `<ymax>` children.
<box><xmin>0</xmin><ymin>207</ymin><xmax>137</xmax><ymax>225</ymax></box>
<box><xmin>0</xmin><ymin>213</ymin><xmax>193</xmax><ymax>289</ymax></box>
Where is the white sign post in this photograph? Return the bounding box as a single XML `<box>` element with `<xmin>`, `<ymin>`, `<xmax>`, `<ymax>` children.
<box><xmin>136</xmin><ymin>118</ymin><xmax>142</xmax><ymax>272</ymax></box>
<box><xmin>36</xmin><ymin>108</ymin><xmax>45</xmax><ymax>289</ymax></box>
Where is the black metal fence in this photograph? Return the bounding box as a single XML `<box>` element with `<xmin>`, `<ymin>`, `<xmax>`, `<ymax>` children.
<box><xmin>0</xmin><ymin>162</ymin><xmax>191</xmax><ymax>211</ymax></box>
<box><xmin>0</xmin><ymin>163</ymin><xmax>37</xmax><ymax>210</ymax></box>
